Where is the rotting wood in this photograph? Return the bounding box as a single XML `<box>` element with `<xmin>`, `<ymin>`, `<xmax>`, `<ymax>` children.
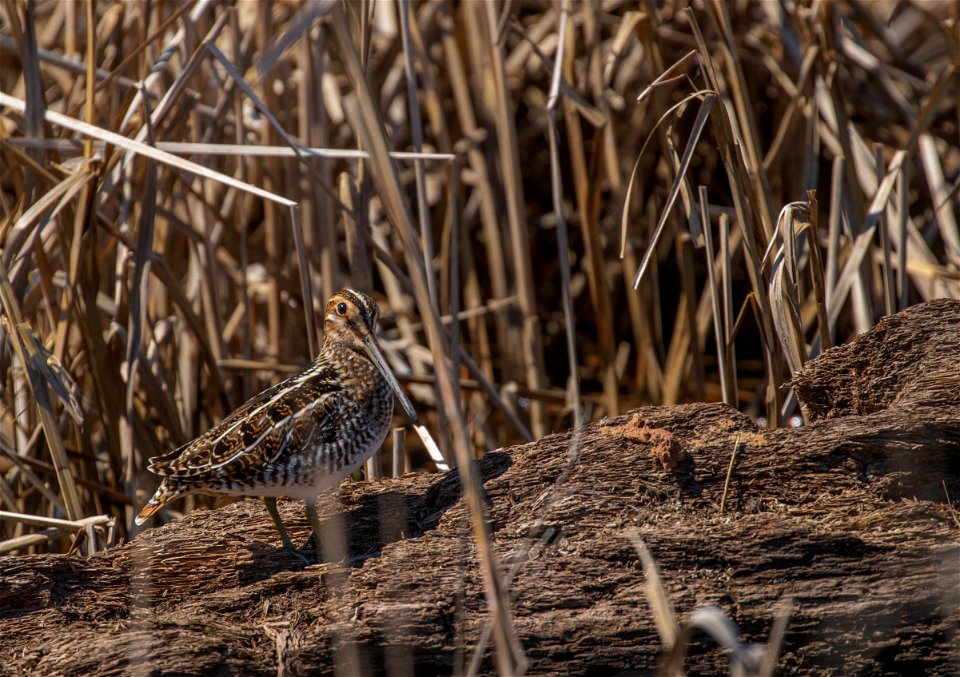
<box><xmin>1</xmin><ymin>299</ymin><xmax>959</xmax><ymax>675</ymax></box>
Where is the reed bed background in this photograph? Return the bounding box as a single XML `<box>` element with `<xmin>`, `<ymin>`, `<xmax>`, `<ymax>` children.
<box><xmin>0</xmin><ymin>0</ymin><xmax>958</xmax><ymax>561</ymax></box>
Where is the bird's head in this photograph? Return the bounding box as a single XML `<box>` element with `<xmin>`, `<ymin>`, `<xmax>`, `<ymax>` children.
<box><xmin>323</xmin><ymin>289</ymin><xmax>380</xmax><ymax>348</ymax></box>
<box><xmin>322</xmin><ymin>290</ymin><xmax>417</xmax><ymax>422</ymax></box>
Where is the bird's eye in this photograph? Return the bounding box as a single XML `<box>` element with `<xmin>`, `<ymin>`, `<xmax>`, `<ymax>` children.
<box><xmin>336</xmin><ymin>302</ymin><xmax>347</xmax><ymax>316</ymax></box>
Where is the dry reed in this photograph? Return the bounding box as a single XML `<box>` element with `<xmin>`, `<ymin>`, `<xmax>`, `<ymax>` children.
<box><xmin>1</xmin><ymin>0</ymin><xmax>958</xmax><ymax>671</ymax></box>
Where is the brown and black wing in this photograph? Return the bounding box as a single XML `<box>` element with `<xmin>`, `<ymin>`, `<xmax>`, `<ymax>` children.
<box><xmin>147</xmin><ymin>363</ymin><xmax>344</xmax><ymax>480</ymax></box>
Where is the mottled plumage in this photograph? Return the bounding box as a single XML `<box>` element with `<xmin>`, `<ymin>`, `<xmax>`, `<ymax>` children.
<box><xmin>136</xmin><ymin>290</ymin><xmax>416</xmax><ymax>555</ymax></box>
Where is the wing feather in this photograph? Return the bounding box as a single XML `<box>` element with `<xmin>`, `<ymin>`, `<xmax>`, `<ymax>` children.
<box><xmin>148</xmin><ymin>363</ymin><xmax>343</xmax><ymax>479</ymax></box>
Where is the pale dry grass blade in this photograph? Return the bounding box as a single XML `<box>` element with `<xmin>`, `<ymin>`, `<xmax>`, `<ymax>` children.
<box><xmin>678</xmin><ymin>235</ymin><xmax>705</xmax><ymax>400</ymax></box>
<box><xmin>825</xmin><ymin>156</ymin><xmax>844</xmax><ymax>324</ymax></box>
<box><xmin>661</xmin><ymin>288</ymin><xmax>690</xmax><ymax>406</ymax></box>
<box><xmin>0</xmin><ymin>93</ymin><xmax>296</xmax><ymax>207</ymax></box>
<box><xmin>87</xmin><ymin>142</ymin><xmax>456</xmax><ymax>161</ymax></box>
<box><xmin>629</xmin><ymin>534</ymin><xmax>678</xmax><ymax>650</ymax></box>
<box><xmin>446</xmin><ymin>159</ymin><xmax>466</xmax><ymax>454</ymax></box>
<box><xmin>411</xmin><ymin>423</ymin><xmax>448</xmax><ymax>473</ymax></box>
<box><xmin>896</xmin><ymin>163</ymin><xmax>910</xmax><ymax>308</ymax></box>
<box><xmin>82</xmin><ymin>0</ymin><xmax>94</xmax><ymax>158</ymax></box>
<box><xmin>919</xmin><ymin>133</ymin><xmax>960</xmax><ymax>261</ymax></box>
<box><xmin>719</xmin><ymin>435</ymin><xmax>741</xmax><ymax>516</ymax></box>
<box><xmin>661</xmin><ymin>607</ymin><xmax>757</xmax><ymax>676</ymax></box>
<box><xmin>0</xmin><ymin>528</ymin><xmax>65</xmax><ymax>554</ymax></box>
<box><xmin>621</xmin><ymin>90</ymin><xmax>714</xmax><ymax>274</ymax></box>
<box><xmin>719</xmin><ymin>215</ymin><xmax>738</xmax><ymax>407</ymax></box>
<box><xmin>760</xmin><ymin>597</ymin><xmax>793</xmax><ymax>677</ymax></box>
<box><xmin>0</xmin><ymin>510</ymin><xmax>110</xmax><ymax>531</ymax></box>
<box><xmin>391</xmin><ymin>427</ymin><xmax>406</xmax><ymax>478</ymax></box>
<box><xmin>876</xmin><ymin>146</ymin><xmax>897</xmax><ymax>317</ymax></box>
<box><xmin>120</xmin><ymin>93</ymin><xmax>158</xmax><ymax>511</ymax></box>
<box><xmin>768</xmin><ymin>203</ymin><xmax>808</xmax><ymax>377</ymax></box>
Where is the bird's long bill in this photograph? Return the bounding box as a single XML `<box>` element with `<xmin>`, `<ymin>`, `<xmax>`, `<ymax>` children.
<box><xmin>363</xmin><ymin>336</ymin><xmax>418</xmax><ymax>423</ymax></box>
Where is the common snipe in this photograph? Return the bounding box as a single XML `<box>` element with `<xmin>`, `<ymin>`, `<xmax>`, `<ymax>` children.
<box><xmin>135</xmin><ymin>290</ymin><xmax>416</xmax><ymax>557</ymax></box>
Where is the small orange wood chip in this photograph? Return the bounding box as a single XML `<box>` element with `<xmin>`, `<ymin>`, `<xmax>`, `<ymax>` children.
<box><xmin>604</xmin><ymin>413</ymin><xmax>686</xmax><ymax>470</ymax></box>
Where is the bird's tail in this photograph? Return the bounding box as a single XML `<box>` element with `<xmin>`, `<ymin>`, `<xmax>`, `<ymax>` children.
<box><xmin>135</xmin><ymin>478</ymin><xmax>187</xmax><ymax>525</ymax></box>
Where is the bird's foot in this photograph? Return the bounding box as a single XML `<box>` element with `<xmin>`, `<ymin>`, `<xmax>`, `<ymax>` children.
<box><xmin>281</xmin><ymin>543</ymin><xmax>312</xmax><ymax>564</ymax></box>
<box><xmin>298</xmin><ymin>536</ymin><xmax>322</xmax><ymax>561</ymax></box>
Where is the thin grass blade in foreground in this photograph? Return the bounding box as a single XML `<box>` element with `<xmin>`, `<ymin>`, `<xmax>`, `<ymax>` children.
<box><xmin>327</xmin><ymin>4</ymin><xmax>523</xmax><ymax>672</ymax></box>
<box><xmin>629</xmin><ymin>533</ymin><xmax>791</xmax><ymax>676</ymax></box>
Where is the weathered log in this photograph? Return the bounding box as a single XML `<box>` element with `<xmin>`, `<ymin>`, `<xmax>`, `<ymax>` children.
<box><xmin>2</xmin><ymin>300</ymin><xmax>959</xmax><ymax>675</ymax></box>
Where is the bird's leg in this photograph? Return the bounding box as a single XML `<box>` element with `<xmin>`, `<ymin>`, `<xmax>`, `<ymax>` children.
<box><xmin>304</xmin><ymin>499</ymin><xmax>324</xmax><ymax>559</ymax></box>
<box><xmin>263</xmin><ymin>496</ymin><xmax>308</xmax><ymax>563</ymax></box>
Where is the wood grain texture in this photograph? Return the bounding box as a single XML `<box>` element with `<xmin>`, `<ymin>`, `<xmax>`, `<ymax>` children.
<box><xmin>2</xmin><ymin>300</ymin><xmax>959</xmax><ymax>675</ymax></box>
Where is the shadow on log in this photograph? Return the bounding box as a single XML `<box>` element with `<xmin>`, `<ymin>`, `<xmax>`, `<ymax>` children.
<box><xmin>2</xmin><ymin>300</ymin><xmax>959</xmax><ymax>675</ymax></box>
